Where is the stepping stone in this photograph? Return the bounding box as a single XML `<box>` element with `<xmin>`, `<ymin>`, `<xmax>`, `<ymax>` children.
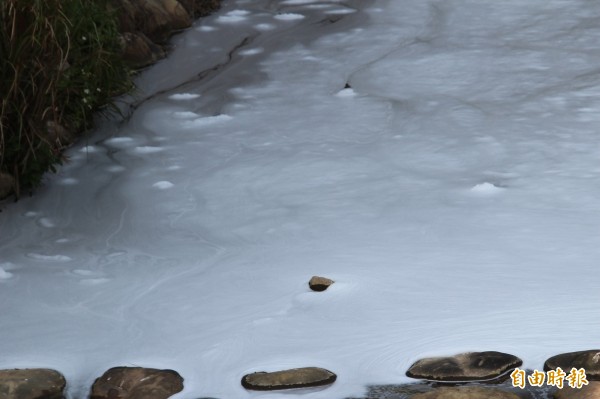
<box><xmin>410</xmin><ymin>386</ymin><xmax>523</xmax><ymax>399</ymax></box>
<box><xmin>554</xmin><ymin>380</ymin><xmax>599</xmax><ymax>399</ymax></box>
<box><xmin>544</xmin><ymin>350</ymin><xmax>600</xmax><ymax>380</ymax></box>
<box><xmin>241</xmin><ymin>367</ymin><xmax>336</xmax><ymax>390</ymax></box>
<box><xmin>0</xmin><ymin>369</ymin><xmax>65</xmax><ymax>399</ymax></box>
<box><xmin>308</xmin><ymin>276</ymin><xmax>334</xmax><ymax>292</ymax></box>
<box><xmin>90</xmin><ymin>367</ymin><xmax>183</xmax><ymax>399</ymax></box>
<box><xmin>406</xmin><ymin>351</ymin><xmax>523</xmax><ymax>382</ymax></box>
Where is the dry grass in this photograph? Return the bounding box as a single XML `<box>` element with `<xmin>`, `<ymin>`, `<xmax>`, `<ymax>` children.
<box><xmin>0</xmin><ymin>0</ymin><xmax>132</xmax><ymax>198</ymax></box>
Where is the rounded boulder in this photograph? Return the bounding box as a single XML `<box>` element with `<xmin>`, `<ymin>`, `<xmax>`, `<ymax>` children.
<box><xmin>406</xmin><ymin>351</ymin><xmax>523</xmax><ymax>382</ymax></box>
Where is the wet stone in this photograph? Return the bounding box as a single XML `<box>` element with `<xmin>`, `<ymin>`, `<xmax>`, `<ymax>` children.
<box><xmin>90</xmin><ymin>367</ymin><xmax>183</xmax><ymax>399</ymax></box>
<box><xmin>120</xmin><ymin>32</ymin><xmax>166</xmax><ymax>69</ymax></box>
<box><xmin>406</xmin><ymin>351</ymin><xmax>523</xmax><ymax>382</ymax></box>
<box><xmin>241</xmin><ymin>367</ymin><xmax>336</xmax><ymax>391</ymax></box>
<box><xmin>554</xmin><ymin>380</ymin><xmax>600</xmax><ymax>399</ymax></box>
<box><xmin>544</xmin><ymin>350</ymin><xmax>600</xmax><ymax>380</ymax></box>
<box><xmin>347</xmin><ymin>383</ymin><xmax>433</xmax><ymax>398</ymax></box>
<box><xmin>0</xmin><ymin>368</ymin><xmax>66</xmax><ymax>399</ymax></box>
<box><xmin>410</xmin><ymin>386</ymin><xmax>524</xmax><ymax>399</ymax></box>
<box><xmin>308</xmin><ymin>276</ymin><xmax>334</xmax><ymax>292</ymax></box>
<box><xmin>348</xmin><ymin>380</ymin><xmax>549</xmax><ymax>399</ymax></box>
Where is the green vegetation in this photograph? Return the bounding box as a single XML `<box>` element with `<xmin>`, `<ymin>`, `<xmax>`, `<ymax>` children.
<box><xmin>0</xmin><ymin>0</ymin><xmax>132</xmax><ymax>197</ymax></box>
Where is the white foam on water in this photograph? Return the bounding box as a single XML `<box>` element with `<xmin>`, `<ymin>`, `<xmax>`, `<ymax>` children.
<box><xmin>132</xmin><ymin>146</ymin><xmax>164</xmax><ymax>154</ymax></box>
<box><xmin>325</xmin><ymin>8</ymin><xmax>356</xmax><ymax>15</ymax></box>
<box><xmin>470</xmin><ymin>182</ymin><xmax>506</xmax><ymax>196</ymax></box>
<box><xmin>168</xmin><ymin>93</ymin><xmax>201</xmax><ymax>100</ymax></box>
<box><xmin>255</xmin><ymin>23</ymin><xmax>276</xmax><ymax>30</ymax></box>
<box><xmin>2</xmin><ymin>1</ymin><xmax>600</xmax><ymax>399</ymax></box>
<box><xmin>104</xmin><ymin>137</ymin><xmax>134</xmax><ymax>147</ymax></box>
<box><xmin>217</xmin><ymin>10</ymin><xmax>251</xmax><ymax>23</ymax></box>
<box><xmin>152</xmin><ymin>181</ymin><xmax>175</xmax><ymax>190</ymax></box>
<box><xmin>37</xmin><ymin>218</ymin><xmax>56</xmax><ymax>228</ymax></box>
<box><xmin>274</xmin><ymin>13</ymin><xmax>305</xmax><ymax>21</ymax></box>
<box><xmin>196</xmin><ymin>25</ymin><xmax>217</xmax><ymax>32</ymax></box>
<box><xmin>26</xmin><ymin>253</ymin><xmax>72</xmax><ymax>262</ymax></box>
<box><xmin>282</xmin><ymin>0</ymin><xmax>343</xmax><ymax>4</ymax></box>
<box><xmin>0</xmin><ymin>267</ymin><xmax>13</xmax><ymax>280</ymax></box>
<box><xmin>239</xmin><ymin>47</ymin><xmax>264</xmax><ymax>56</ymax></box>
<box><xmin>335</xmin><ymin>88</ymin><xmax>357</xmax><ymax>97</ymax></box>
<box><xmin>181</xmin><ymin>114</ymin><xmax>233</xmax><ymax>128</ymax></box>
<box><xmin>172</xmin><ymin>111</ymin><xmax>200</xmax><ymax>119</ymax></box>
<box><xmin>78</xmin><ymin>145</ymin><xmax>101</xmax><ymax>153</ymax></box>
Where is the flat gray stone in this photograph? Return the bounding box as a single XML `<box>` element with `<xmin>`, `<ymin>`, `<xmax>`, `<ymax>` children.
<box><xmin>406</xmin><ymin>351</ymin><xmax>522</xmax><ymax>382</ymax></box>
<box><xmin>90</xmin><ymin>367</ymin><xmax>183</xmax><ymax>399</ymax></box>
<box><xmin>0</xmin><ymin>368</ymin><xmax>65</xmax><ymax>399</ymax></box>
<box><xmin>544</xmin><ymin>350</ymin><xmax>600</xmax><ymax>380</ymax></box>
<box><xmin>241</xmin><ymin>367</ymin><xmax>336</xmax><ymax>391</ymax></box>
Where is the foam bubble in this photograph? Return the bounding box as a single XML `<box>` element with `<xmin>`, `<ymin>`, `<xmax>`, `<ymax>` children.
<box><xmin>133</xmin><ymin>146</ymin><xmax>164</xmax><ymax>154</ymax></box>
<box><xmin>153</xmin><ymin>181</ymin><xmax>175</xmax><ymax>190</ymax></box>
<box><xmin>274</xmin><ymin>13</ymin><xmax>305</xmax><ymax>21</ymax></box>
<box><xmin>217</xmin><ymin>10</ymin><xmax>251</xmax><ymax>23</ymax></box>
<box><xmin>325</xmin><ymin>8</ymin><xmax>356</xmax><ymax>15</ymax></box>
<box><xmin>104</xmin><ymin>137</ymin><xmax>134</xmax><ymax>147</ymax></box>
<box><xmin>239</xmin><ymin>48</ymin><xmax>264</xmax><ymax>56</ymax></box>
<box><xmin>255</xmin><ymin>23</ymin><xmax>276</xmax><ymax>31</ymax></box>
<box><xmin>0</xmin><ymin>268</ymin><xmax>13</xmax><ymax>279</ymax></box>
<box><xmin>182</xmin><ymin>114</ymin><xmax>233</xmax><ymax>128</ymax></box>
<box><xmin>196</xmin><ymin>25</ymin><xmax>217</xmax><ymax>32</ymax></box>
<box><xmin>336</xmin><ymin>88</ymin><xmax>357</xmax><ymax>98</ymax></box>
<box><xmin>27</xmin><ymin>253</ymin><xmax>72</xmax><ymax>262</ymax></box>
<box><xmin>470</xmin><ymin>182</ymin><xmax>505</xmax><ymax>196</ymax></box>
<box><xmin>38</xmin><ymin>218</ymin><xmax>56</xmax><ymax>228</ymax></box>
<box><xmin>169</xmin><ymin>93</ymin><xmax>201</xmax><ymax>100</ymax></box>
<box><xmin>172</xmin><ymin>111</ymin><xmax>200</xmax><ymax>119</ymax></box>
<box><xmin>79</xmin><ymin>145</ymin><xmax>100</xmax><ymax>153</ymax></box>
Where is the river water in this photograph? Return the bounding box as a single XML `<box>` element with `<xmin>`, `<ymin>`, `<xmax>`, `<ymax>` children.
<box><xmin>2</xmin><ymin>1</ymin><xmax>600</xmax><ymax>398</ymax></box>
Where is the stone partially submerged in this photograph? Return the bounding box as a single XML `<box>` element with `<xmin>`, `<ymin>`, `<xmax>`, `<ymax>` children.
<box><xmin>406</xmin><ymin>351</ymin><xmax>523</xmax><ymax>382</ymax></box>
<box><xmin>410</xmin><ymin>386</ymin><xmax>524</xmax><ymax>399</ymax></box>
<box><xmin>554</xmin><ymin>380</ymin><xmax>599</xmax><ymax>399</ymax></box>
<box><xmin>241</xmin><ymin>367</ymin><xmax>337</xmax><ymax>391</ymax></box>
<box><xmin>90</xmin><ymin>367</ymin><xmax>183</xmax><ymax>399</ymax></box>
<box><xmin>544</xmin><ymin>350</ymin><xmax>600</xmax><ymax>380</ymax></box>
<box><xmin>0</xmin><ymin>369</ymin><xmax>66</xmax><ymax>399</ymax></box>
<box><xmin>308</xmin><ymin>276</ymin><xmax>334</xmax><ymax>292</ymax></box>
